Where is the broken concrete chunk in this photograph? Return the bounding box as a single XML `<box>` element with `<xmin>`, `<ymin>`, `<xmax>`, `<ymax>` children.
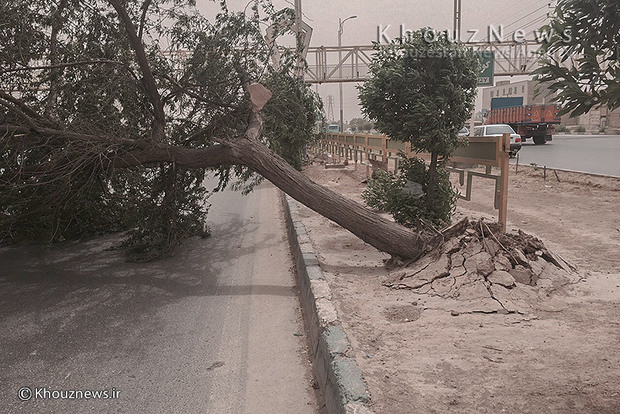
<box><xmin>494</xmin><ymin>254</ymin><xmax>513</xmax><ymax>272</ymax></box>
<box><xmin>529</xmin><ymin>259</ymin><xmax>547</xmax><ymax>276</ymax></box>
<box><xmin>483</xmin><ymin>239</ymin><xmax>501</xmax><ymax>256</ymax></box>
<box><xmin>487</xmin><ymin>271</ymin><xmax>516</xmax><ymax>288</ymax></box>
<box><xmin>512</xmin><ymin>248</ymin><xmax>530</xmax><ymax>266</ymax></box>
<box><xmin>462</xmin><ymin>241</ymin><xmax>484</xmax><ymax>257</ymax></box>
<box><xmin>464</xmin><ymin>251</ymin><xmax>495</xmax><ymax>276</ymax></box>
<box><xmin>509</xmin><ymin>267</ymin><xmax>536</xmax><ymax>286</ymax></box>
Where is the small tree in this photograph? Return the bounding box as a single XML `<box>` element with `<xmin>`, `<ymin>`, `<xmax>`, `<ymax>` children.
<box><xmin>363</xmin><ymin>155</ymin><xmax>457</xmax><ymax>228</ymax></box>
<box><xmin>358</xmin><ymin>29</ymin><xmax>478</xmax><ymax>220</ymax></box>
<box><xmin>349</xmin><ymin>117</ymin><xmax>374</xmax><ymax>133</ymax></box>
<box><xmin>533</xmin><ymin>0</ymin><xmax>620</xmax><ymax>116</ymax></box>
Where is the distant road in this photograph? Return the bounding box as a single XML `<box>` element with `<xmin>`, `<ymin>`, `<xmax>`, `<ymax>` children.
<box><xmin>0</xmin><ymin>181</ymin><xmax>317</xmax><ymax>414</ymax></box>
<box><xmin>511</xmin><ymin>135</ymin><xmax>620</xmax><ymax>178</ymax></box>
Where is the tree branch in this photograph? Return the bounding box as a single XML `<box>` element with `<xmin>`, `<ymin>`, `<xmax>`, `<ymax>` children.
<box><xmin>138</xmin><ymin>0</ymin><xmax>153</xmax><ymax>41</ymax></box>
<box><xmin>0</xmin><ymin>91</ymin><xmax>51</xmax><ymax>125</ymax></box>
<box><xmin>156</xmin><ymin>72</ymin><xmax>241</xmax><ymax>109</ymax></box>
<box><xmin>0</xmin><ymin>60</ymin><xmax>126</xmax><ymax>76</ymax></box>
<box><xmin>0</xmin><ymin>98</ymin><xmax>40</xmax><ymax>130</ymax></box>
<box><xmin>108</xmin><ymin>0</ymin><xmax>166</xmax><ymax>141</ymax></box>
<box><xmin>46</xmin><ymin>0</ymin><xmax>67</xmax><ymax>120</ymax></box>
<box><xmin>111</xmin><ymin>143</ymin><xmax>235</xmax><ymax>169</ymax></box>
<box><xmin>0</xmin><ymin>124</ymin><xmax>144</xmax><ymax>148</ymax></box>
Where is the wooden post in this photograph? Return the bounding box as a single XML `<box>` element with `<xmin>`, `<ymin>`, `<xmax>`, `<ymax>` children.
<box><xmin>381</xmin><ymin>136</ymin><xmax>387</xmax><ymax>163</ymax></box>
<box><xmin>365</xmin><ymin>136</ymin><xmax>370</xmax><ymax>177</ymax></box>
<box><xmin>515</xmin><ymin>152</ymin><xmax>519</xmax><ymax>174</ymax></box>
<box><xmin>498</xmin><ymin>133</ymin><xmax>509</xmax><ymax>232</ymax></box>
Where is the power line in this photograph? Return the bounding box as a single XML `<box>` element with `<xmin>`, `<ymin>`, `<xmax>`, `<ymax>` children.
<box><xmin>479</xmin><ymin>1</ymin><xmax>552</xmax><ymax>42</ymax></box>
<box><xmin>505</xmin><ymin>14</ymin><xmax>550</xmax><ymax>41</ymax></box>
<box><xmin>503</xmin><ymin>3</ymin><xmax>552</xmax><ymax>31</ymax></box>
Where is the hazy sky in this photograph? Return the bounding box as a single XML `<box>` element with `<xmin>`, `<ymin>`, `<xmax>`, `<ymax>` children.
<box><xmin>197</xmin><ymin>0</ymin><xmax>554</xmax><ymax>121</ymax></box>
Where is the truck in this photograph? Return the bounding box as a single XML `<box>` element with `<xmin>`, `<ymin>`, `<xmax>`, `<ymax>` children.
<box><xmin>486</xmin><ymin>97</ymin><xmax>561</xmax><ymax>145</ymax></box>
<box><xmin>327</xmin><ymin>123</ymin><xmax>340</xmax><ymax>133</ymax></box>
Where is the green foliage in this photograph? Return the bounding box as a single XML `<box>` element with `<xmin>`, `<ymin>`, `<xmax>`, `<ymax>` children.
<box><xmin>555</xmin><ymin>124</ymin><xmax>568</xmax><ymax>133</ymax></box>
<box><xmin>122</xmin><ymin>166</ymin><xmax>210</xmax><ymax>262</ymax></box>
<box><xmin>0</xmin><ymin>0</ymin><xmax>321</xmax><ymax>260</ymax></box>
<box><xmin>574</xmin><ymin>125</ymin><xmax>586</xmax><ymax>133</ymax></box>
<box><xmin>263</xmin><ymin>72</ymin><xmax>323</xmax><ymax>171</ymax></box>
<box><xmin>363</xmin><ymin>155</ymin><xmax>457</xmax><ymax>228</ymax></box>
<box><xmin>348</xmin><ymin>117</ymin><xmax>374</xmax><ymax>133</ymax></box>
<box><xmin>533</xmin><ymin>0</ymin><xmax>620</xmax><ymax>117</ymax></box>
<box><xmin>358</xmin><ymin>29</ymin><xmax>479</xmax><ymax>155</ymax></box>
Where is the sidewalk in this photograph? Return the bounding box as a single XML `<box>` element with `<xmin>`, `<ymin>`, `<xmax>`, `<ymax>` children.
<box><xmin>290</xmin><ymin>163</ymin><xmax>620</xmax><ymax>414</ymax></box>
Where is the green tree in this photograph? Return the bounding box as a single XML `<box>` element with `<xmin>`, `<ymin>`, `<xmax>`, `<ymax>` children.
<box><xmin>363</xmin><ymin>155</ymin><xmax>457</xmax><ymax>228</ymax></box>
<box><xmin>349</xmin><ymin>117</ymin><xmax>374</xmax><ymax>133</ymax></box>
<box><xmin>358</xmin><ymin>29</ymin><xmax>478</xmax><ymax>212</ymax></box>
<box><xmin>533</xmin><ymin>0</ymin><xmax>620</xmax><ymax>116</ymax></box>
<box><xmin>0</xmin><ymin>0</ymin><xmax>430</xmax><ymax>260</ymax></box>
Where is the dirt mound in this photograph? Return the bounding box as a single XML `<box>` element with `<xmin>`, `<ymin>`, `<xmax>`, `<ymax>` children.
<box><xmin>384</xmin><ymin>218</ymin><xmax>582</xmax><ymax>314</ymax></box>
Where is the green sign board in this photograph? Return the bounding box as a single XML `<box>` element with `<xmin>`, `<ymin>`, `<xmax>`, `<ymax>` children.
<box><xmin>476</xmin><ymin>51</ymin><xmax>494</xmax><ymax>86</ymax></box>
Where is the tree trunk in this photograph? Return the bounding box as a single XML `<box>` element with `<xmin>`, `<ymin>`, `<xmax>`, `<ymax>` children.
<box><xmin>227</xmin><ymin>140</ymin><xmax>427</xmax><ymax>260</ymax></box>
<box><xmin>427</xmin><ymin>151</ymin><xmax>438</xmax><ymax>205</ymax></box>
<box><xmin>114</xmin><ymin>139</ymin><xmax>428</xmax><ymax>259</ymax></box>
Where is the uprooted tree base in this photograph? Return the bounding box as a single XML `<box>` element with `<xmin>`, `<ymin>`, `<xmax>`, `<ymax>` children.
<box><xmin>384</xmin><ymin>218</ymin><xmax>581</xmax><ymax>315</ymax></box>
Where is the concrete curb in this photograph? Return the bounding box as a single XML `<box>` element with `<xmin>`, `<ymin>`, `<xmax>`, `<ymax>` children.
<box><xmin>511</xmin><ymin>161</ymin><xmax>620</xmax><ymax>179</ymax></box>
<box><xmin>280</xmin><ymin>192</ymin><xmax>373</xmax><ymax>414</ymax></box>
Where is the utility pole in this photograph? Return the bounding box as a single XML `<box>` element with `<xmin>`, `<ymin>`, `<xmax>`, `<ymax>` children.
<box><xmin>338</xmin><ymin>15</ymin><xmax>357</xmax><ymax>132</ymax></box>
<box><xmin>326</xmin><ymin>95</ymin><xmax>335</xmax><ymax>123</ymax></box>
<box><xmin>294</xmin><ymin>0</ymin><xmax>303</xmax><ymax>77</ymax></box>
<box><xmin>453</xmin><ymin>0</ymin><xmax>462</xmax><ymax>41</ymax></box>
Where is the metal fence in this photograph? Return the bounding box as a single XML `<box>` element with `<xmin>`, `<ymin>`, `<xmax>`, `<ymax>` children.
<box><xmin>312</xmin><ymin>133</ymin><xmax>511</xmax><ymax>231</ymax></box>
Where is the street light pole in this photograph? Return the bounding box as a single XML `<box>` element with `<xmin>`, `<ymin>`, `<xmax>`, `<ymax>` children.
<box><xmin>453</xmin><ymin>0</ymin><xmax>462</xmax><ymax>41</ymax></box>
<box><xmin>338</xmin><ymin>15</ymin><xmax>357</xmax><ymax>132</ymax></box>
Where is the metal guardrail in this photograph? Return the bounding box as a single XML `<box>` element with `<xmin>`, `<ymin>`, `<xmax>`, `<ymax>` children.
<box><xmin>313</xmin><ymin>133</ymin><xmax>511</xmax><ymax>231</ymax></box>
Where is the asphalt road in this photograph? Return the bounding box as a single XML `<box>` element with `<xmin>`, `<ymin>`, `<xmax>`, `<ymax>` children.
<box><xmin>0</xmin><ymin>182</ymin><xmax>318</xmax><ymax>413</ymax></box>
<box><xmin>512</xmin><ymin>134</ymin><xmax>620</xmax><ymax>177</ymax></box>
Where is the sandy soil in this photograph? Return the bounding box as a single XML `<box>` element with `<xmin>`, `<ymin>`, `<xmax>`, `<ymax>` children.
<box><xmin>298</xmin><ymin>161</ymin><xmax>620</xmax><ymax>414</ymax></box>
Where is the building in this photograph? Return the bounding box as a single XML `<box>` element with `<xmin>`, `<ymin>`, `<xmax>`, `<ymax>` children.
<box><xmin>561</xmin><ymin>106</ymin><xmax>620</xmax><ymax>133</ymax></box>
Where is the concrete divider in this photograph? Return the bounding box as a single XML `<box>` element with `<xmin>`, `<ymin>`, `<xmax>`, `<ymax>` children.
<box><xmin>280</xmin><ymin>192</ymin><xmax>373</xmax><ymax>414</ymax></box>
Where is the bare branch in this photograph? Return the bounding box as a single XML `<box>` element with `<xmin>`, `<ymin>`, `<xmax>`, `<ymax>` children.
<box><xmin>0</xmin><ymin>124</ymin><xmax>144</xmax><ymax>148</ymax></box>
<box><xmin>0</xmin><ymin>91</ymin><xmax>50</xmax><ymax>124</ymax></box>
<box><xmin>0</xmin><ymin>98</ymin><xmax>40</xmax><ymax>129</ymax></box>
<box><xmin>45</xmin><ymin>0</ymin><xmax>67</xmax><ymax>119</ymax></box>
<box><xmin>0</xmin><ymin>60</ymin><xmax>126</xmax><ymax>76</ymax></box>
<box><xmin>156</xmin><ymin>72</ymin><xmax>242</xmax><ymax>110</ymax></box>
<box><xmin>107</xmin><ymin>0</ymin><xmax>166</xmax><ymax>141</ymax></box>
<box><xmin>138</xmin><ymin>0</ymin><xmax>153</xmax><ymax>41</ymax></box>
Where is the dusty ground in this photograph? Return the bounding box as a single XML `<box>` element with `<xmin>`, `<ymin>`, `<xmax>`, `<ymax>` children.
<box><xmin>299</xmin><ymin>161</ymin><xmax>620</xmax><ymax>414</ymax></box>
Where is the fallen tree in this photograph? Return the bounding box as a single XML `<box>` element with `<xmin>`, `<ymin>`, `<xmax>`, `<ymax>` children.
<box><xmin>0</xmin><ymin>0</ymin><xmax>427</xmax><ymax>260</ymax></box>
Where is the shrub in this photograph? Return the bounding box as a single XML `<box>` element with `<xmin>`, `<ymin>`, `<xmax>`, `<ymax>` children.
<box><xmin>555</xmin><ymin>125</ymin><xmax>568</xmax><ymax>133</ymax></box>
<box><xmin>575</xmin><ymin>125</ymin><xmax>586</xmax><ymax>133</ymax></box>
<box><xmin>362</xmin><ymin>155</ymin><xmax>458</xmax><ymax>228</ymax></box>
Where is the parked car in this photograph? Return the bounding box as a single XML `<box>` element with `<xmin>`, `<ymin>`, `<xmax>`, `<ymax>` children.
<box><xmin>458</xmin><ymin>127</ymin><xmax>469</xmax><ymax>137</ymax></box>
<box><xmin>473</xmin><ymin>124</ymin><xmax>522</xmax><ymax>157</ymax></box>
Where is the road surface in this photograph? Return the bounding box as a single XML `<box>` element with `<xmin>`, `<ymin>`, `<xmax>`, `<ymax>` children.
<box><xmin>512</xmin><ymin>134</ymin><xmax>620</xmax><ymax>177</ymax></box>
<box><xmin>0</xmin><ymin>182</ymin><xmax>318</xmax><ymax>413</ymax></box>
